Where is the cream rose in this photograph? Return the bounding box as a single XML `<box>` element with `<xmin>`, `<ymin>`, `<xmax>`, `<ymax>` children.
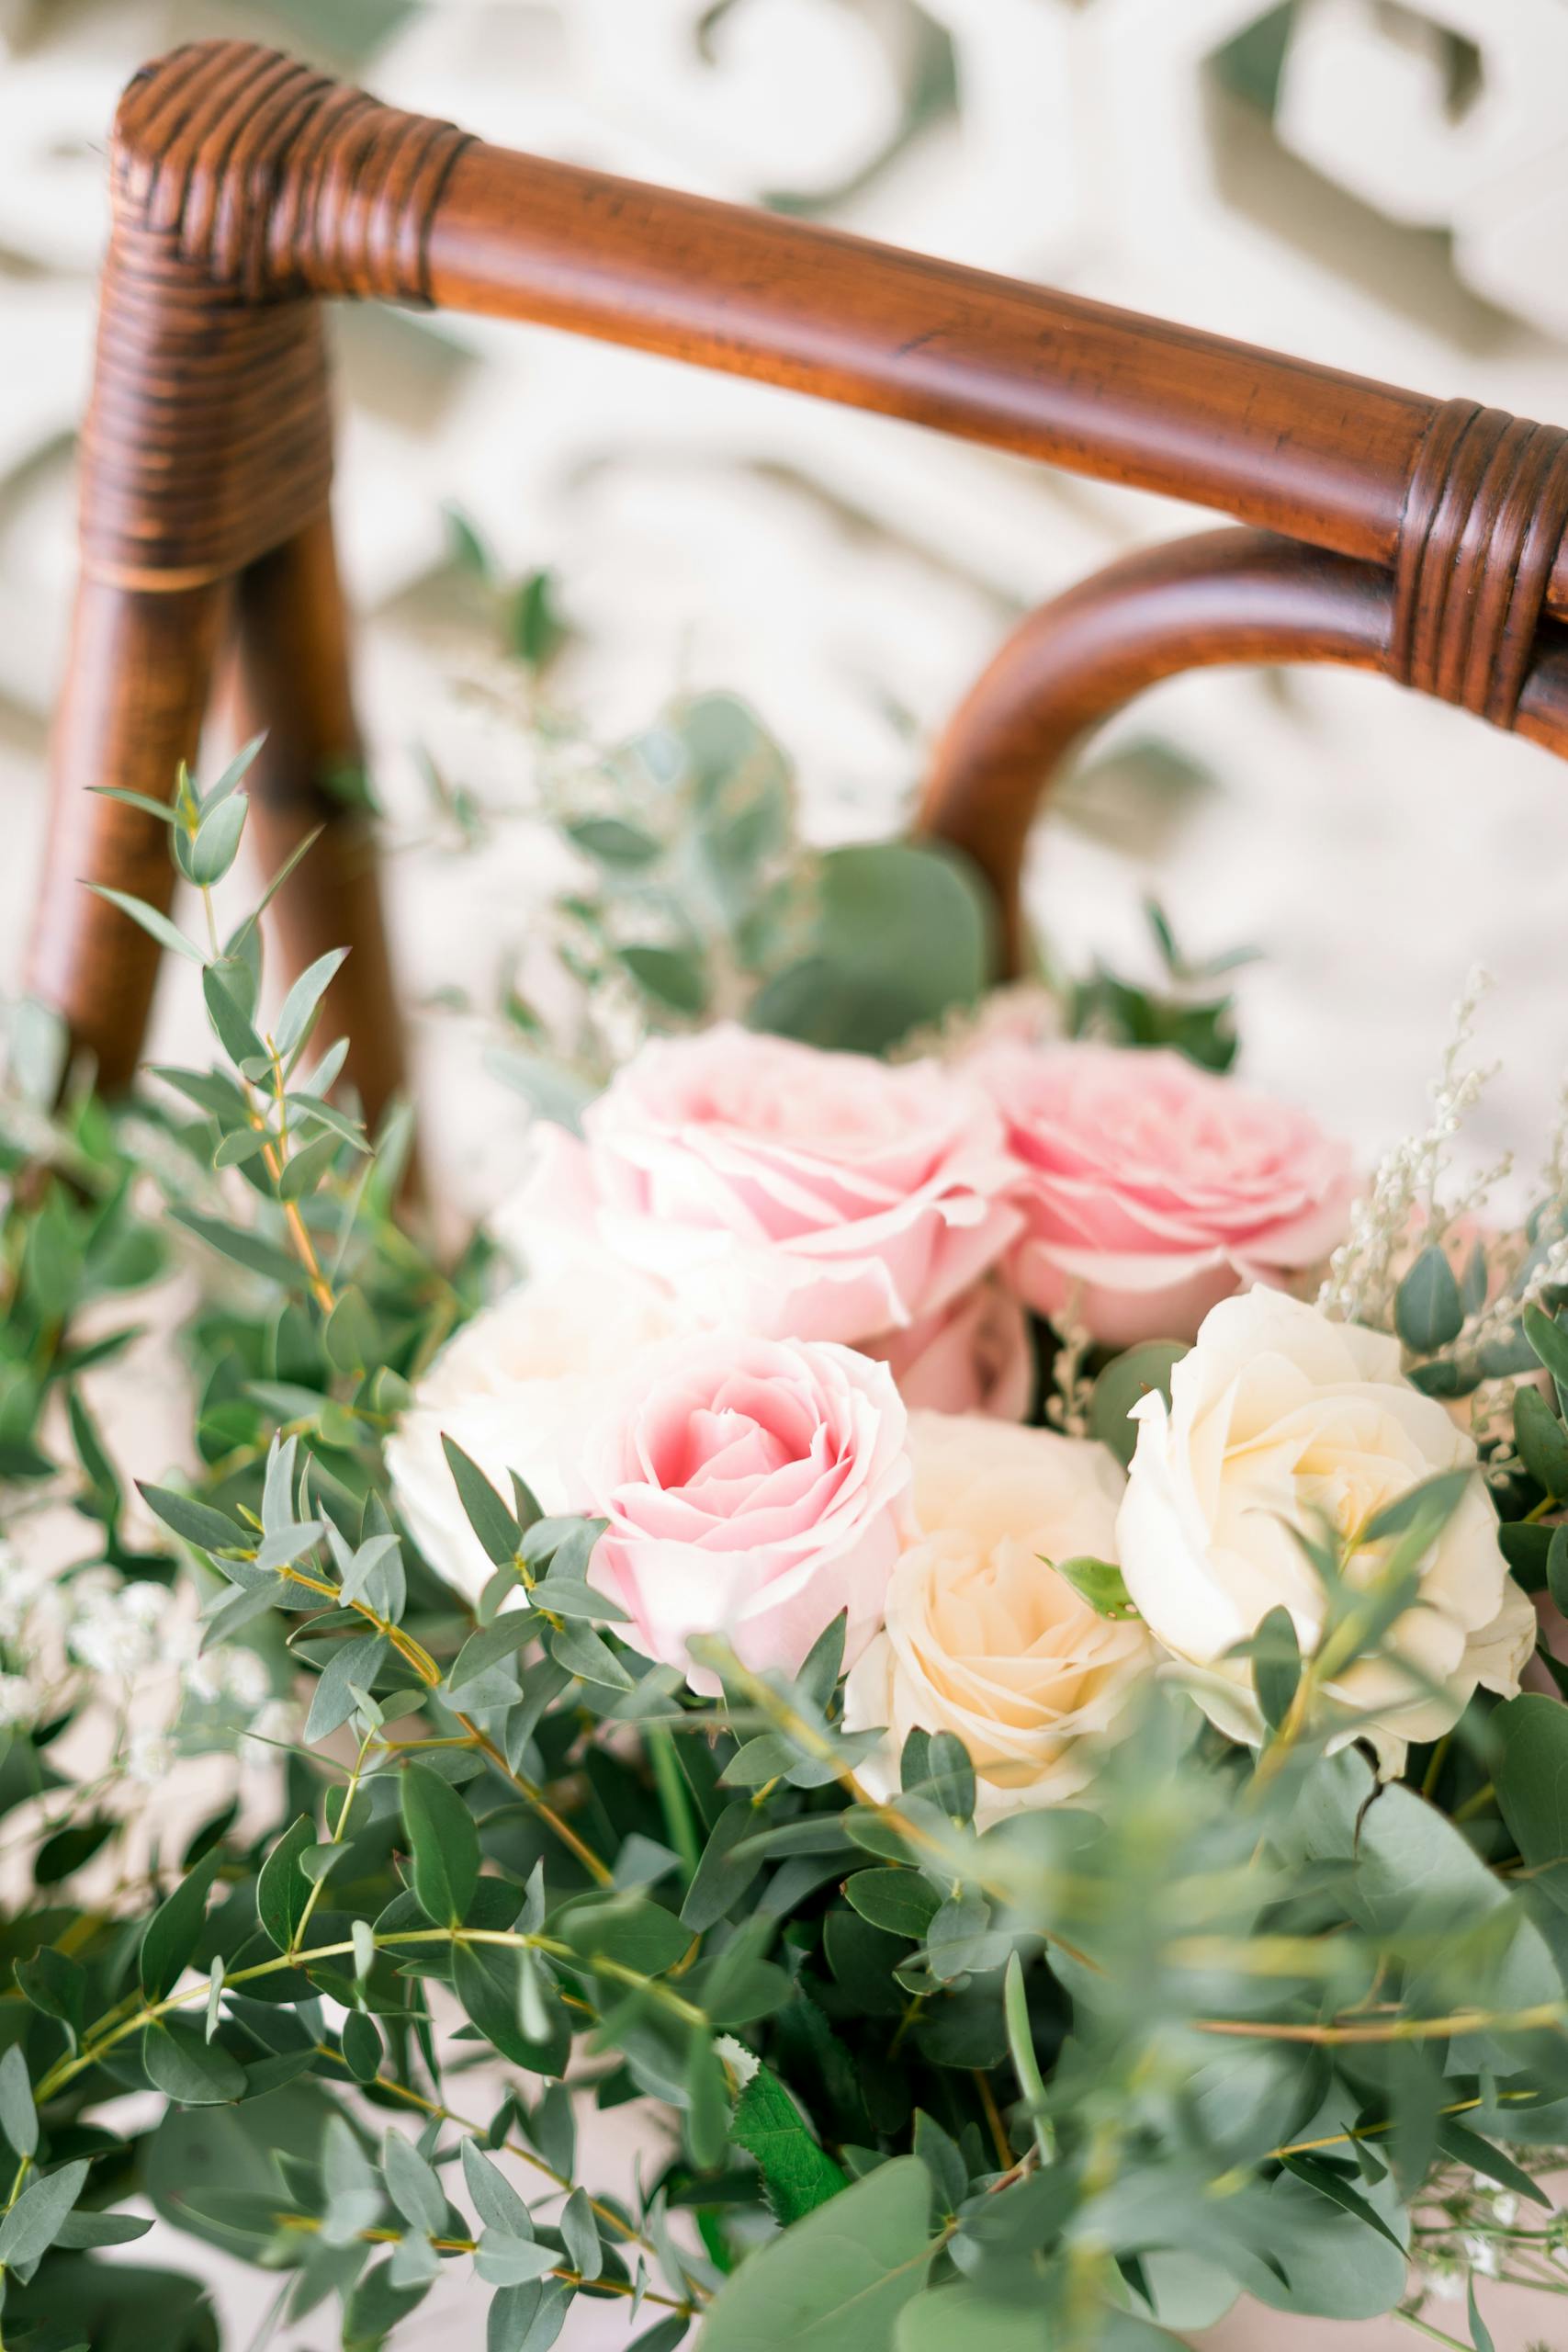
<box><xmin>386</xmin><ymin>1259</ymin><xmax>676</xmax><ymax>1602</ymax></box>
<box><xmin>580</xmin><ymin>1331</ymin><xmax>914</xmax><ymax>1691</ymax></box>
<box><xmin>1116</xmin><ymin>1286</ymin><xmax>1535</xmax><ymax>1771</ymax></box>
<box><xmin>497</xmin><ymin>1024</ymin><xmax>1021</xmax><ymax>1351</ymax></box>
<box><xmin>842</xmin><ymin>1412</ymin><xmax>1152</xmax><ymax>1820</ymax></box>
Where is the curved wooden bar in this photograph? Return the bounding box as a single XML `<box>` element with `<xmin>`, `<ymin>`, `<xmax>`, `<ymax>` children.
<box><xmin>29</xmin><ymin>37</ymin><xmax>1568</xmax><ymax>1097</ymax></box>
<box><xmin>918</xmin><ymin>530</ymin><xmax>1568</xmax><ymax>968</ymax></box>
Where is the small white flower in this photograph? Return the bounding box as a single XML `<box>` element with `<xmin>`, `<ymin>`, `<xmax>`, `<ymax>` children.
<box><xmin>715</xmin><ymin>2036</ymin><xmax>761</xmax><ymax>2088</ymax></box>
<box><xmin>184</xmin><ymin>1645</ymin><xmax>270</xmax><ymax>1709</ymax></box>
<box><xmin>1461</xmin><ymin>2234</ymin><xmax>1499</xmax><ymax>2278</ymax></box>
<box><xmin>0</xmin><ymin>1674</ymin><xmax>39</xmax><ymax>1729</ymax></box>
<box><xmin>243</xmin><ymin>1699</ymin><xmax>297</xmax><ymax>1756</ymax></box>
<box><xmin>68</xmin><ymin>1578</ymin><xmax>176</xmax><ymax>1679</ymax></box>
<box><xmin>0</xmin><ymin>1544</ymin><xmax>67</xmax><ymax>1646</ymax></box>
<box><xmin>126</xmin><ymin>1729</ymin><xmax>174</xmax><ymax>1784</ymax></box>
<box><xmin>1490</xmin><ymin>2192</ymin><xmax>1519</xmax><ymax>2228</ymax></box>
<box><xmin>224</xmin><ymin>1648</ymin><xmax>272</xmax><ymax>1709</ymax></box>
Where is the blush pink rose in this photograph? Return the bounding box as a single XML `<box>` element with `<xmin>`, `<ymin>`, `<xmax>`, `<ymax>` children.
<box><xmin>499</xmin><ymin>1024</ymin><xmax>1021</xmax><ymax>1351</ymax></box>
<box><xmin>867</xmin><ymin>1277</ymin><xmax>1032</xmax><ymax>1420</ymax></box>
<box><xmin>580</xmin><ymin>1331</ymin><xmax>914</xmax><ymax>1692</ymax></box>
<box><xmin>970</xmin><ymin>1041</ymin><xmax>1354</xmax><ymax>1348</ymax></box>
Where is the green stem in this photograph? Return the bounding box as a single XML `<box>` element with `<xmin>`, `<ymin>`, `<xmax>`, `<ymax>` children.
<box><xmin>36</xmin><ymin>1922</ymin><xmax>700</xmax><ymax>2106</ymax></box>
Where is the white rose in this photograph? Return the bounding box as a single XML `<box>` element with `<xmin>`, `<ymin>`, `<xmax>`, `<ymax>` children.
<box><xmin>386</xmin><ymin>1260</ymin><xmax>677</xmax><ymax>1602</ymax></box>
<box><xmin>842</xmin><ymin>1412</ymin><xmax>1152</xmax><ymax>1821</ymax></box>
<box><xmin>1116</xmin><ymin>1286</ymin><xmax>1535</xmax><ymax>1772</ymax></box>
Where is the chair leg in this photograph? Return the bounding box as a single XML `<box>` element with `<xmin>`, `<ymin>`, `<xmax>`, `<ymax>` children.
<box><xmin>230</xmin><ymin>511</ymin><xmax>405</xmax><ymax>1131</ymax></box>
<box><xmin>27</xmin><ymin>573</ymin><xmax>229</xmax><ymax>1091</ymax></box>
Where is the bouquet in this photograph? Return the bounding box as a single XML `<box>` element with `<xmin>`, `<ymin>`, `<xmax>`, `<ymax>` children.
<box><xmin>4</xmin><ymin>681</ymin><xmax>1568</xmax><ymax>2352</ymax></box>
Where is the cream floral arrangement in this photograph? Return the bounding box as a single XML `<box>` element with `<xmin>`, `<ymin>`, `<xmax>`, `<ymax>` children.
<box><xmin>3</xmin><ymin>693</ymin><xmax>1568</xmax><ymax>2352</ymax></box>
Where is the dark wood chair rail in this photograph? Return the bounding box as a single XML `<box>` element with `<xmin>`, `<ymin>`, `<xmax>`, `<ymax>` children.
<box><xmin>28</xmin><ymin>39</ymin><xmax>1568</xmax><ymax>1114</ymax></box>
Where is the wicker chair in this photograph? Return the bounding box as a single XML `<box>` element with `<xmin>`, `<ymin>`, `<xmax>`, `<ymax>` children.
<box><xmin>30</xmin><ymin>40</ymin><xmax>1568</xmax><ymax>1120</ymax></box>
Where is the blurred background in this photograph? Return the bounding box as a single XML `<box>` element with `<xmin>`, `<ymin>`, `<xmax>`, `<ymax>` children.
<box><xmin>6</xmin><ymin>1</ymin><xmax>1568</xmax><ymax>1208</ymax></box>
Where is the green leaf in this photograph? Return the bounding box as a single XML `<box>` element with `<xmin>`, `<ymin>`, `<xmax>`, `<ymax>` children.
<box><xmin>0</xmin><ymin>2159</ymin><xmax>88</xmax><ymax>2265</ymax></box>
<box><xmin>1434</xmin><ymin>2118</ymin><xmax>1548</xmax><ymax>2207</ymax></box>
<box><xmin>227</xmin><ymin>823</ymin><xmax>324</xmax><ymax>956</ymax></box>
<box><xmin>138</xmin><ymin>1483</ymin><xmax>247</xmax><ymax>1556</ymax></box>
<box><xmin>476</xmin><ymin>2232</ymin><xmax>560</xmax><ymax>2288</ymax></box>
<box><xmin>342</xmin><ymin>2009</ymin><xmax>382</xmax><ymax>2083</ymax></box>
<box><xmin>278</xmin><ymin>1129</ymin><xmax>342</xmax><ymax>1202</ymax></box>
<box><xmin>53</xmin><ymin>2208</ymin><xmax>153</xmax><ymax>2247</ymax></box>
<box><xmin>616</xmin><ymin>943</ymin><xmax>709</xmax><ymax>1016</ymax></box>
<box><xmin>1468</xmin><ymin>2274</ymin><xmax>1496</xmax><ymax>2352</ymax></box>
<box><xmin>442</xmin><ymin>1437</ymin><xmax>521</xmax><ymax>1568</ymax></box>
<box><xmin>844</xmin><ymin>1871</ymin><xmax>941</xmax><ymax>1940</ymax></box>
<box><xmin>401</xmin><ymin>1763</ymin><xmax>479</xmax><ymax>1926</ymax></box>
<box><xmin>0</xmin><ymin>2046</ymin><xmax>37</xmax><ymax>2159</ymax></box>
<box><xmin>548</xmin><ymin>1619</ymin><xmax>634</xmax><ymax>1690</ymax></box>
<box><xmin>462</xmin><ymin>2137</ymin><xmax>533</xmax><ymax>2238</ymax></box>
<box><xmin>305</xmin><ymin>1634</ymin><xmax>389</xmax><ymax>1744</ymax></box>
<box><xmin>566</xmin><ymin>816</ymin><xmax>661</xmax><ymax>868</ymax></box>
<box><xmin>823</xmin><ymin>1911</ymin><xmax>906</xmax><ymax>2018</ymax></box>
<box><xmin>730</xmin><ymin>2064</ymin><xmax>848</xmax><ymax>2225</ymax></box>
<box><xmin>1493</xmin><ymin>1691</ymin><xmax>1568</xmax><ymax>1892</ymax></box>
<box><xmin>1550</xmin><ymin>1523</ymin><xmax>1568</xmax><ymax>1619</ymax></box>
<box><xmin>926</xmin><ymin>1732</ymin><xmax>975</xmax><ymax>1826</ymax></box>
<box><xmin>275</xmin><ymin>949</ymin><xmax>350</xmax><ymax>1062</ymax></box>
<box><xmin>203</xmin><ymin>960</ymin><xmax>266</xmax><ymax>1069</ymax></box>
<box><xmin>748</xmin><ymin>842</ymin><xmax>994</xmax><ymax>1056</ymax></box>
<box><xmin>168</xmin><ymin>1209</ymin><xmax>304</xmax><ymax>1290</ymax></box>
<box><xmin>1249</xmin><ymin>1604</ymin><xmax>1303</xmax><ymax>1733</ymax></box>
<box><xmin>1524</xmin><ymin>1303</ymin><xmax>1568</xmax><ymax>1396</ymax></box>
<box><xmin>383</xmin><ymin>2129</ymin><xmax>447</xmax><ymax>2236</ymax></box>
<box><xmin>510</xmin><ymin>568</ymin><xmax>569</xmax><ymax>670</ymax></box>
<box><xmin>344</xmin><ymin>2255</ymin><xmax>432</xmax><ymax>2342</ymax></box>
<box><xmin>560</xmin><ymin>2187</ymin><xmax>601</xmax><ymax>2282</ymax></box>
<box><xmin>143</xmin><ymin>2017</ymin><xmax>246</xmax><ymax>2105</ymax></box>
<box><xmin>86</xmin><ymin>886</ymin><xmax>204</xmax><ymax>964</ymax></box>
<box><xmin>1361</xmin><ymin>1465</ymin><xmax>1473</xmax><ymax>1544</ymax></box>
<box><xmin>1280</xmin><ymin>2153</ymin><xmax>1404</xmax><ymax>2251</ymax></box>
<box><xmin>187</xmin><ymin>792</ymin><xmax>249</xmax><ymax>887</ymax></box>
<box><xmin>141</xmin><ymin>1842</ymin><xmax>225</xmax><ymax>2001</ymax></box>
<box><xmin>682</xmin><ymin>1801</ymin><xmax>764</xmax><ymax>1934</ymax></box>
<box><xmin>1051</xmin><ymin>1554</ymin><xmax>1140</xmax><ymax>1621</ymax></box>
<box><xmin>453</xmin><ymin>1940</ymin><xmax>570</xmax><ymax>2077</ymax></box>
<box><xmin>321</xmin><ymin>2114</ymin><xmax>383</xmax><ymax>2247</ymax></box>
<box><xmin>699</xmin><ymin>2155</ymin><xmax>936</xmax><ymax>2352</ymax></box>
<box><xmin>558</xmin><ymin>1894</ymin><xmax>692</xmax><ymax>1976</ymax></box>
<box><xmin>88</xmin><ymin>784</ymin><xmax>178</xmax><ymax>826</ymax></box>
<box><xmin>1089</xmin><ymin>1342</ymin><xmax>1187</xmax><ymax>1469</ymax></box>
<box><xmin>1514</xmin><ymin>1385</ymin><xmax>1568</xmax><ymax>1499</ymax></box>
<box><xmin>15</xmin><ymin>1947</ymin><xmax>85</xmax><ymax>2047</ymax></box>
<box><xmin>324</xmin><ymin>1285</ymin><xmax>379</xmax><ymax>1374</ymax></box>
<box><xmin>1395</xmin><ymin>1245</ymin><xmax>1464</xmax><ymax>1353</ymax></box>
<box><xmin>258</xmin><ymin>1814</ymin><xmax>316</xmax><ymax>1951</ymax></box>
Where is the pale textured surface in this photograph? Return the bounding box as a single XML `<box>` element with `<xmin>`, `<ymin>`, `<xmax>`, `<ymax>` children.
<box><xmin>5</xmin><ymin>4</ymin><xmax>1568</xmax><ymax>2344</ymax></box>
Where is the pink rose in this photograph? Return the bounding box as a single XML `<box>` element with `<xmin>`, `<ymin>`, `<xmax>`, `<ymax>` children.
<box><xmin>580</xmin><ymin>1331</ymin><xmax>914</xmax><ymax>1692</ymax></box>
<box><xmin>868</xmin><ymin>1277</ymin><xmax>1032</xmax><ymax>1419</ymax></box>
<box><xmin>499</xmin><ymin>1025</ymin><xmax>1021</xmax><ymax>1350</ymax></box>
<box><xmin>971</xmin><ymin>1042</ymin><xmax>1354</xmax><ymax>1348</ymax></box>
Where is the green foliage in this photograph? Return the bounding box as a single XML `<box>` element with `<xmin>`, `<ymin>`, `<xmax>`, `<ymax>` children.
<box><xmin>6</xmin><ymin>723</ymin><xmax>1568</xmax><ymax>2352</ymax></box>
<box><xmin>1059</xmin><ymin>898</ymin><xmax>1252</xmax><ymax>1072</ymax></box>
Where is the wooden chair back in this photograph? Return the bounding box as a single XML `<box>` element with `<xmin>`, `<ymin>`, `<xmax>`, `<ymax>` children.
<box><xmin>31</xmin><ymin>40</ymin><xmax>1568</xmax><ymax>1115</ymax></box>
